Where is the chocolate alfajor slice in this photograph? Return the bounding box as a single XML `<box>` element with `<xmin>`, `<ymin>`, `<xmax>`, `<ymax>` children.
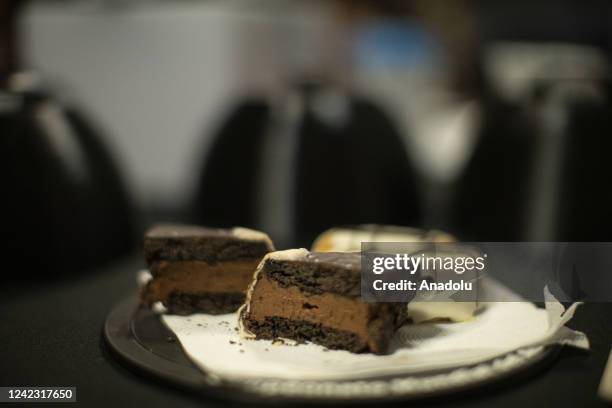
<box><xmin>142</xmin><ymin>224</ymin><xmax>274</xmax><ymax>315</ymax></box>
<box><xmin>239</xmin><ymin>249</ymin><xmax>407</xmax><ymax>354</ymax></box>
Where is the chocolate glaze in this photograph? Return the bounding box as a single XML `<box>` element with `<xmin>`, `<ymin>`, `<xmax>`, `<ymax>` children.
<box><xmin>144</xmin><ymin>224</ymin><xmax>273</xmax><ymax>265</ymax></box>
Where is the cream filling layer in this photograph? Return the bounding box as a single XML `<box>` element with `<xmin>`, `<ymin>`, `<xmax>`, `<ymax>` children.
<box><xmin>144</xmin><ymin>260</ymin><xmax>260</xmax><ymax>303</ymax></box>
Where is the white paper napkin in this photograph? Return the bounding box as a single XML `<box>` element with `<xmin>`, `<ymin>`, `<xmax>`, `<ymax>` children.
<box><xmin>160</xmin><ymin>278</ymin><xmax>588</xmax><ymax>382</ymax></box>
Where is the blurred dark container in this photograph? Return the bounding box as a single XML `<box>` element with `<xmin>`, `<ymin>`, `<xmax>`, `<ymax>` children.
<box><xmin>195</xmin><ymin>81</ymin><xmax>422</xmax><ymax>248</ymax></box>
<box><xmin>1</xmin><ymin>88</ymin><xmax>136</xmax><ymax>277</ymax></box>
<box><xmin>453</xmin><ymin>73</ymin><xmax>612</xmax><ymax>242</ymax></box>
<box><xmin>552</xmin><ymin>83</ymin><xmax>612</xmax><ymax>241</ymax></box>
<box><xmin>451</xmin><ymin>96</ymin><xmax>538</xmax><ymax>241</ymax></box>
<box><xmin>1</xmin><ymin>0</ymin><xmax>135</xmax><ymax>278</ymax></box>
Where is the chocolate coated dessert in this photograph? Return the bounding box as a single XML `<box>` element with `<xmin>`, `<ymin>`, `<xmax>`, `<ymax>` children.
<box><xmin>239</xmin><ymin>249</ymin><xmax>407</xmax><ymax>354</ymax></box>
<box><xmin>142</xmin><ymin>224</ymin><xmax>274</xmax><ymax>315</ymax></box>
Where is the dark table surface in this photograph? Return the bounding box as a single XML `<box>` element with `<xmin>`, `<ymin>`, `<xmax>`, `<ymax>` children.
<box><xmin>2</xmin><ymin>254</ymin><xmax>611</xmax><ymax>407</ymax></box>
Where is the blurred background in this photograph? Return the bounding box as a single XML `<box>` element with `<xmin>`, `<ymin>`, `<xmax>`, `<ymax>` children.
<box><xmin>3</xmin><ymin>0</ymin><xmax>612</xmax><ymax>277</ymax></box>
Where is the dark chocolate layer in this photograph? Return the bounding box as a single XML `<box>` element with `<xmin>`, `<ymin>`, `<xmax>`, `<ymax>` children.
<box><xmin>163</xmin><ymin>292</ymin><xmax>245</xmax><ymax>315</ymax></box>
<box><xmin>243</xmin><ymin>316</ymin><xmax>369</xmax><ymax>353</ymax></box>
<box><xmin>263</xmin><ymin>252</ymin><xmax>361</xmax><ymax>297</ymax></box>
<box><xmin>143</xmin><ymin>224</ymin><xmax>271</xmax><ymax>265</ymax></box>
